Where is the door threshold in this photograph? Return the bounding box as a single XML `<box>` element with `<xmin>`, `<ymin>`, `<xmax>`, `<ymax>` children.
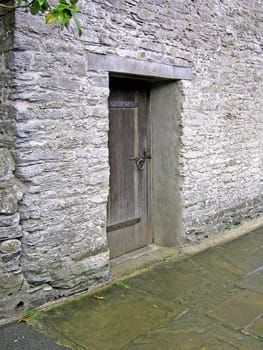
<box><xmin>110</xmin><ymin>244</ymin><xmax>178</xmax><ymax>280</ymax></box>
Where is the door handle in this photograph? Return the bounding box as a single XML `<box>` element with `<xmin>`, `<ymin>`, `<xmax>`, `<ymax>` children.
<box><xmin>129</xmin><ymin>150</ymin><xmax>151</xmax><ymax>170</ymax></box>
<box><xmin>136</xmin><ymin>158</ymin><xmax>146</xmax><ymax>170</ymax></box>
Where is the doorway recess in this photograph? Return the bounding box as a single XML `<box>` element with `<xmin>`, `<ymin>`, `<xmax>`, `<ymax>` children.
<box><xmin>88</xmin><ymin>53</ymin><xmax>191</xmax><ymax>257</ymax></box>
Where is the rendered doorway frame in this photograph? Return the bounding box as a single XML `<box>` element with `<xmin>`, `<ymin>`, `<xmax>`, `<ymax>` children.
<box><xmin>88</xmin><ymin>53</ymin><xmax>192</xmax><ymax>247</ymax></box>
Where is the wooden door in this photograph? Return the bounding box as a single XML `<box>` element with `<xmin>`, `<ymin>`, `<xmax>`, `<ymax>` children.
<box><xmin>107</xmin><ymin>78</ymin><xmax>151</xmax><ymax>258</ymax></box>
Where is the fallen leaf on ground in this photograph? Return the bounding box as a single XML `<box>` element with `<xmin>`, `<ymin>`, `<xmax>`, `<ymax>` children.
<box><xmin>93</xmin><ymin>295</ymin><xmax>105</xmax><ymax>300</ymax></box>
<box><xmin>18</xmin><ymin>309</ymin><xmax>37</xmax><ymax>322</ymax></box>
<box><xmin>114</xmin><ymin>280</ymin><xmax>130</xmax><ymax>289</ymax></box>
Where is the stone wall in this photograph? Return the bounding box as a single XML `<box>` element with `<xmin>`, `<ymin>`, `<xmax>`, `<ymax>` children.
<box><xmin>0</xmin><ymin>6</ymin><xmax>28</xmax><ymax>324</ymax></box>
<box><xmin>0</xmin><ymin>149</ymin><xmax>26</xmax><ymax>325</ymax></box>
<box><xmin>178</xmin><ymin>1</ymin><xmax>263</xmax><ymax>240</ymax></box>
<box><xmin>0</xmin><ymin>0</ymin><xmax>262</xmax><ymax>324</ymax></box>
<box><xmin>0</xmin><ymin>3</ymin><xmax>111</xmax><ymax>325</ymax></box>
<box><xmin>81</xmin><ymin>0</ymin><xmax>263</xmax><ymax>240</ymax></box>
<box><xmin>0</xmin><ymin>4</ymin><xmax>24</xmax><ymax>324</ymax></box>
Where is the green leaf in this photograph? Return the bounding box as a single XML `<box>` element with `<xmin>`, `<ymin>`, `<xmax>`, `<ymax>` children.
<box><xmin>72</xmin><ymin>10</ymin><xmax>82</xmax><ymax>36</ymax></box>
<box><xmin>30</xmin><ymin>0</ymin><xmax>40</xmax><ymax>15</ymax></box>
<box><xmin>39</xmin><ymin>0</ymin><xmax>49</xmax><ymax>12</ymax></box>
<box><xmin>114</xmin><ymin>280</ymin><xmax>129</xmax><ymax>289</ymax></box>
<box><xmin>46</xmin><ymin>11</ymin><xmax>58</xmax><ymax>24</ymax></box>
<box><xmin>18</xmin><ymin>308</ymin><xmax>37</xmax><ymax>323</ymax></box>
<box><xmin>59</xmin><ymin>0</ymin><xmax>69</xmax><ymax>5</ymax></box>
<box><xmin>38</xmin><ymin>0</ymin><xmax>47</xmax><ymax>6</ymax></box>
<box><xmin>58</xmin><ymin>9</ymin><xmax>71</xmax><ymax>25</ymax></box>
<box><xmin>56</xmin><ymin>3</ymin><xmax>69</xmax><ymax>10</ymax></box>
<box><xmin>25</xmin><ymin>308</ymin><xmax>36</xmax><ymax>316</ymax></box>
<box><xmin>69</xmin><ymin>4</ymin><xmax>80</xmax><ymax>12</ymax></box>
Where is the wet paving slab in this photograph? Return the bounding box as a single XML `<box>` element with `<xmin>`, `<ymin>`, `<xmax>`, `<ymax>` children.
<box><xmin>237</xmin><ymin>269</ymin><xmax>263</xmax><ymax>294</ymax></box>
<box><xmin>31</xmin><ymin>286</ymin><xmax>186</xmax><ymax>350</ymax></box>
<box><xmin>208</xmin><ymin>289</ymin><xmax>263</xmax><ymax>329</ymax></box>
<box><xmin>2</xmin><ymin>227</ymin><xmax>263</xmax><ymax>349</ymax></box>
<box><xmin>122</xmin><ymin>311</ymin><xmax>263</xmax><ymax>350</ymax></box>
<box><xmin>246</xmin><ymin>314</ymin><xmax>263</xmax><ymax>339</ymax></box>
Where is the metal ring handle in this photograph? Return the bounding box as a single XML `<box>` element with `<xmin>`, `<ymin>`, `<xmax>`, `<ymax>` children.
<box><xmin>136</xmin><ymin>158</ymin><xmax>145</xmax><ymax>170</ymax></box>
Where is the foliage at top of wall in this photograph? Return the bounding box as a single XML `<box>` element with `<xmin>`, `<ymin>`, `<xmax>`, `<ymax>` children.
<box><xmin>0</xmin><ymin>0</ymin><xmax>82</xmax><ymax>35</ymax></box>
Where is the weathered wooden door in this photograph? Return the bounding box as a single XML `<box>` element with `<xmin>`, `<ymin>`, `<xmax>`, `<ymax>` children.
<box><xmin>107</xmin><ymin>78</ymin><xmax>151</xmax><ymax>258</ymax></box>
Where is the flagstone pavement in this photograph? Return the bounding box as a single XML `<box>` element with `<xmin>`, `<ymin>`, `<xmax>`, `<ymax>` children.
<box><xmin>1</xmin><ymin>226</ymin><xmax>263</xmax><ymax>349</ymax></box>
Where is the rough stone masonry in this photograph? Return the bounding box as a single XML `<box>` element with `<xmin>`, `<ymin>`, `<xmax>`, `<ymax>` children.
<box><xmin>0</xmin><ymin>0</ymin><xmax>262</xmax><ymax>325</ymax></box>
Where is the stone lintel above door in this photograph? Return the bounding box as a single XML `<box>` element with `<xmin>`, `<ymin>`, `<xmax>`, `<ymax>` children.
<box><xmin>88</xmin><ymin>53</ymin><xmax>192</xmax><ymax>81</ymax></box>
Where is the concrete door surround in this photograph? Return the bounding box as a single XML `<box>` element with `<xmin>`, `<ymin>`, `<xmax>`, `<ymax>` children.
<box><xmin>88</xmin><ymin>53</ymin><xmax>191</xmax><ymax>246</ymax></box>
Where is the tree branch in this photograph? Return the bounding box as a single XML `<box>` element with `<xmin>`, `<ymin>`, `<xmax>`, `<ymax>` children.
<box><xmin>0</xmin><ymin>1</ymin><xmax>34</xmax><ymax>10</ymax></box>
<box><xmin>0</xmin><ymin>0</ymin><xmax>83</xmax><ymax>36</ymax></box>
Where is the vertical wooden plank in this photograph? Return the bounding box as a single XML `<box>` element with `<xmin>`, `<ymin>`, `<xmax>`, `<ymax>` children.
<box><xmin>107</xmin><ymin>78</ymin><xmax>152</xmax><ymax>258</ymax></box>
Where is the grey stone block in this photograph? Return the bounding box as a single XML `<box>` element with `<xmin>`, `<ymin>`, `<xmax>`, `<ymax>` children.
<box><xmin>0</xmin><ymin>225</ymin><xmax>22</xmax><ymax>240</ymax></box>
<box><xmin>0</xmin><ymin>148</ymin><xmax>15</xmax><ymax>181</ymax></box>
<box><xmin>0</xmin><ymin>213</ymin><xmax>20</xmax><ymax>227</ymax></box>
<box><xmin>0</xmin><ymin>239</ymin><xmax>22</xmax><ymax>254</ymax></box>
<box><xmin>0</xmin><ymin>272</ymin><xmax>24</xmax><ymax>296</ymax></box>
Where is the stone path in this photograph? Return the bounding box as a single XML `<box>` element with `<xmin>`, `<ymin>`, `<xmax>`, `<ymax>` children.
<box><xmin>1</xmin><ymin>226</ymin><xmax>263</xmax><ymax>349</ymax></box>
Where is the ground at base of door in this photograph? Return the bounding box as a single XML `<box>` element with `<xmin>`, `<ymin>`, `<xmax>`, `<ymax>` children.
<box><xmin>1</xmin><ymin>226</ymin><xmax>263</xmax><ymax>350</ymax></box>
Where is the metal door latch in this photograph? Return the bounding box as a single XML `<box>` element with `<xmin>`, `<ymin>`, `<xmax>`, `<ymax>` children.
<box><xmin>129</xmin><ymin>150</ymin><xmax>151</xmax><ymax>170</ymax></box>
